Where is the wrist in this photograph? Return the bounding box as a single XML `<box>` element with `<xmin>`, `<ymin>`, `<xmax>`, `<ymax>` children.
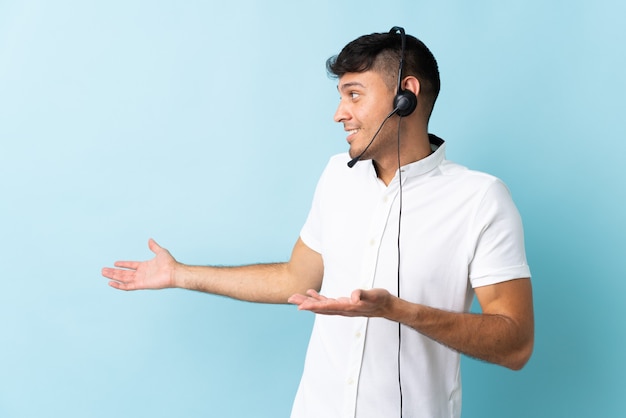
<box><xmin>171</xmin><ymin>261</ymin><xmax>186</xmax><ymax>289</ymax></box>
<box><xmin>386</xmin><ymin>296</ymin><xmax>421</xmax><ymax>325</ymax></box>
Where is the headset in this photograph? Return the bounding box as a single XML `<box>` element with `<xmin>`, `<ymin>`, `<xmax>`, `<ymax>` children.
<box><xmin>389</xmin><ymin>25</ymin><xmax>412</xmax><ymax>418</ymax></box>
<box><xmin>347</xmin><ymin>26</ymin><xmax>418</xmax><ymax>168</ymax></box>
<box><xmin>390</xmin><ymin>26</ymin><xmax>418</xmax><ymax>117</ymax></box>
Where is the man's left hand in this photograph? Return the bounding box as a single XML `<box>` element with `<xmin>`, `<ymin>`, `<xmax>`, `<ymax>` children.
<box><xmin>288</xmin><ymin>288</ymin><xmax>394</xmax><ymax>318</ymax></box>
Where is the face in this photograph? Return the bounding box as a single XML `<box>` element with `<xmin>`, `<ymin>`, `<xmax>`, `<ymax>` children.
<box><xmin>334</xmin><ymin>70</ymin><xmax>397</xmax><ymax>161</ymax></box>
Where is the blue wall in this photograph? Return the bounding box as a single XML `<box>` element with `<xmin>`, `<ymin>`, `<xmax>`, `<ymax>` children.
<box><xmin>1</xmin><ymin>1</ymin><xmax>624</xmax><ymax>417</ymax></box>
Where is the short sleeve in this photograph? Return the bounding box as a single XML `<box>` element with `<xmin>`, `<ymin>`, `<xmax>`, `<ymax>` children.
<box><xmin>468</xmin><ymin>179</ymin><xmax>531</xmax><ymax>288</ymax></box>
<box><xmin>299</xmin><ymin>162</ymin><xmax>330</xmax><ymax>255</ymax></box>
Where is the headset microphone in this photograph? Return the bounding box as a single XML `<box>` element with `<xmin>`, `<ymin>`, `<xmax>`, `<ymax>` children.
<box><xmin>347</xmin><ymin>107</ymin><xmax>399</xmax><ymax>168</ymax></box>
<box><xmin>347</xmin><ymin>26</ymin><xmax>417</xmax><ymax>168</ymax></box>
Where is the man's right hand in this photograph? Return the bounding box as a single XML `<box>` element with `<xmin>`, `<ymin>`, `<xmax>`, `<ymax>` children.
<box><xmin>102</xmin><ymin>238</ymin><xmax>177</xmax><ymax>291</ymax></box>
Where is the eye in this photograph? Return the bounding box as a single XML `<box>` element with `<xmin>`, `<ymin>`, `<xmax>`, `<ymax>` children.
<box><xmin>338</xmin><ymin>92</ymin><xmax>360</xmax><ymax>101</ymax></box>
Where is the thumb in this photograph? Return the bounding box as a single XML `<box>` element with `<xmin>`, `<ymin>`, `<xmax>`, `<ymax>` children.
<box><xmin>351</xmin><ymin>289</ymin><xmax>364</xmax><ymax>304</ymax></box>
<box><xmin>148</xmin><ymin>238</ymin><xmax>162</xmax><ymax>254</ymax></box>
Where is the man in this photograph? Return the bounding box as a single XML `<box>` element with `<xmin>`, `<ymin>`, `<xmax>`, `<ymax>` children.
<box><xmin>102</xmin><ymin>27</ymin><xmax>534</xmax><ymax>418</ymax></box>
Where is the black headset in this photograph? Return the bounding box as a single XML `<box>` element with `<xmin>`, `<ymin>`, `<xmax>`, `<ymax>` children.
<box><xmin>346</xmin><ymin>26</ymin><xmax>419</xmax><ymax>169</ymax></box>
<box><xmin>389</xmin><ymin>26</ymin><xmax>418</xmax><ymax>117</ymax></box>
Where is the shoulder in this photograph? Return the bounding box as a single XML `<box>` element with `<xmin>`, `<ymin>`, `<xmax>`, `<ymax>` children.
<box><xmin>325</xmin><ymin>153</ymin><xmax>351</xmax><ymax>170</ymax></box>
<box><xmin>318</xmin><ymin>152</ymin><xmax>373</xmax><ymax>182</ymax></box>
<box><xmin>438</xmin><ymin>159</ymin><xmax>508</xmax><ymax>194</ymax></box>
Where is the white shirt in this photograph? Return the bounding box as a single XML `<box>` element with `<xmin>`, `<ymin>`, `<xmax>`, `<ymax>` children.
<box><xmin>292</xmin><ymin>137</ymin><xmax>530</xmax><ymax>418</ymax></box>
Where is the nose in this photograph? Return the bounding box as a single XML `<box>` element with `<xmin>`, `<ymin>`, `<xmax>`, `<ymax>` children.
<box><xmin>333</xmin><ymin>99</ymin><xmax>350</xmax><ymax>123</ymax></box>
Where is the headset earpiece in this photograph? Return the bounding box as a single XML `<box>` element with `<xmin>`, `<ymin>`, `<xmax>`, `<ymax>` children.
<box><xmin>389</xmin><ymin>26</ymin><xmax>418</xmax><ymax>117</ymax></box>
<box><xmin>393</xmin><ymin>90</ymin><xmax>417</xmax><ymax>117</ymax></box>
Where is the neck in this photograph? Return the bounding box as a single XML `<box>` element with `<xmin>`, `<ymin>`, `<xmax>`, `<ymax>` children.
<box><xmin>374</xmin><ymin>129</ymin><xmax>432</xmax><ymax>186</ymax></box>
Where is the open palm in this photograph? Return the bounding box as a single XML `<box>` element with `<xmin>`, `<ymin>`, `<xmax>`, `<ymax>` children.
<box><xmin>102</xmin><ymin>239</ymin><xmax>177</xmax><ymax>291</ymax></box>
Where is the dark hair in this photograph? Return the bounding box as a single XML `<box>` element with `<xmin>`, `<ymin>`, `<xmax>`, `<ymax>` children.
<box><xmin>326</xmin><ymin>31</ymin><xmax>440</xmax><ymax>117</ymax></box>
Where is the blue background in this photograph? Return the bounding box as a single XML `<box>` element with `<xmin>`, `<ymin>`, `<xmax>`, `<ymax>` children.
<box><xmin>1</xmin><ymin>1</ymin><xmax>624</xmax><ymax>417</ymax></box>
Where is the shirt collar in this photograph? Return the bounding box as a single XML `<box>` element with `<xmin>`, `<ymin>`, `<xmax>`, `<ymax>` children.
<box><xmin>397</xmin><ymin>133</ymin><xmax>446</xmax><ymax>179</ymax></box>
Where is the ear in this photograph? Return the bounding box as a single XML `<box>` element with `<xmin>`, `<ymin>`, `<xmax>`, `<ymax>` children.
<box><xmin>402</xmin><ymin>76</ymin><xmax>420</xmax><ymax>98</ymax></box>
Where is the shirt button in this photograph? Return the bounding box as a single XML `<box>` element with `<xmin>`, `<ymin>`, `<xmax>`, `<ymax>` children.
<box><xmin>355</xmin><ymin>331</ymin><xmax>362</xmax><ymax>338</ymax></box>
<box><xmin>369</xmin><ymin>239</ymin><xmax>376</xmax><ymax>246</ymax></box>
<box><xmin>347</xmin><ymin>378</ymin><xmax>355</xmax><ymax>385</ymax></box>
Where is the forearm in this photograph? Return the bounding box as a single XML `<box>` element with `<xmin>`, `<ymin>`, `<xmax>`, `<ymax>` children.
<box><xmin>388</xmin><ymin>298</ymin><xmax>533</xmax><ymax>370</ymax></box>
<box><xmin>290</xmin><ymin>279</ymin><xmax>534</xmax><ymax>369</ymax></box>
<box><xmin>104</xmin><ymin>238</ymin><xmax>324</xmax><ymax>303</ymax></box>
<box><xmin>175</xmin><ymin>262</ymin><xmax>297</xmax><ymax>304</ymax></box>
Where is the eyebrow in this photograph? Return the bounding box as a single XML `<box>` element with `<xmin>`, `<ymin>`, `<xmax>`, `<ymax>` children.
<box><xmin>337</xmin><ymin>81</ymin><xmax>366</xmax><ymax>92</ymax></box>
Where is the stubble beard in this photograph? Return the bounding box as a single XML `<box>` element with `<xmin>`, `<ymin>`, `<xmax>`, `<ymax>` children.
<box><xmin>349</xmin><ymin>123</ymin><xmax>397</xmax><ymax>162</ymax></box>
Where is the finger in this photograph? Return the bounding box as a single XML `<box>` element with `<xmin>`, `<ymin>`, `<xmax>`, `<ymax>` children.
<box><xmin>112</xmin><ymin>261</ymin><xmax>139</xmax><ymax>270</ymax></box>
<box><xmin>101</xmin><ymin>267</ymin><xmax>123</xmax><ymax>279</ymax></box>
<box><xmin>302</xmin><ymin>297</ymin><xmax>350</xmax><ymax>312</ymax></box>
<box><xmin>108</xmin><ymin>280</ymin><xmax>135</xmax><ymax>291</ymax></box>
<box><xmin>287</xmin><ymin>294</ymin><xmax>307</xmax><ymax>305</ymax></box>
<box><xmin>305</xmin><ymin>289</ymin><xmax>326</xmax><ymax>300</ymax></box>
<box><xmin>102</xmin><ymin>267</ymin><xmax>135</xmax><ymax>282</ymax></box>
<box><xmin>306</xmin><ymin>304</ymin><xmax>359</xmax><ymax>316</ymax></box>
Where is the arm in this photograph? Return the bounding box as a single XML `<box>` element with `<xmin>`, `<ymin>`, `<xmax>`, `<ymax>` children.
<box><xmin>288</xmin><ymin>277</ymin><xmax>534</xmax><ymax>370</ymax></box>
<box><xmin>102</xmin><ymin>237</ymin><xmax>324</xmax><ymax>304</ymax></box>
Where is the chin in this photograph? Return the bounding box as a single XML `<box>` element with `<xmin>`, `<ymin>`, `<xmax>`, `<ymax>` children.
<box><xmin>348</xmin><ymin>145</ymin><xmax>365</xmax><ymax>159</ymax></box>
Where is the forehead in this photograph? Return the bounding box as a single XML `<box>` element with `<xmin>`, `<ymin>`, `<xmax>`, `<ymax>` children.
<box><xmin>337</xmin><ymin>70</ymin><xmax>389</xmax><ymax>92</ymax></box>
